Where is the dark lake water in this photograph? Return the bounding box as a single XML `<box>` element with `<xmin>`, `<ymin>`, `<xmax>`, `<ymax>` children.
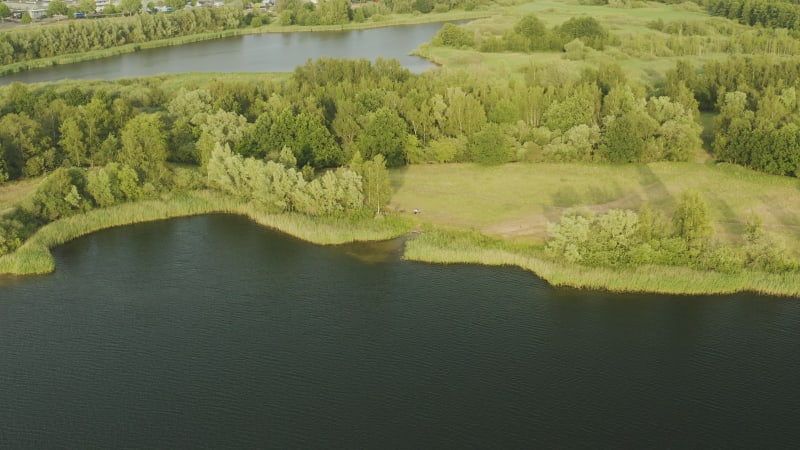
<box><xmin>1</xmin><ymin>215</ymin><xmax>799</xmax><ymax>448</ymax></box>
<box><xmin>0</xmin><ymin>23</ymin><xmax>447</xmax><ymax>85</ymax></box>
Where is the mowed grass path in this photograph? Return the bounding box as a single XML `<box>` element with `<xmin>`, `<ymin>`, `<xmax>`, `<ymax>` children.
<box><xmin>389</xmin><ymin>162</ymin><xmax>800</xmax><ymax>254</ymax></box>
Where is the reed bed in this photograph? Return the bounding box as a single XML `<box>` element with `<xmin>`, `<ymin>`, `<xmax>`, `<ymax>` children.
<box><xmin>404</xmin><ymin>228</ymin><xmax>800</xmax><ymax>298</ymax></box>
<box><xmin>0</xmin><ymin>190</ymin><xmax>412</xmax><ymax>275</ymax></box>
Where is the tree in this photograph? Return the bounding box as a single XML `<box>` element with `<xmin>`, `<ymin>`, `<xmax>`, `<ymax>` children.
<box><xmin>87</xmin><ymin>168</ymin><xmax>116</xmax><ymax>207</ymax></box>
<box><xmin>46</xmin><ymin>0</ymin><xmax>69</xmax><ymax>17</ymax></box>
<box><xmin>467</xmin><ymin>123</ymin><xmax>511</xmax><ymax>165</ymax></box>
<box><xmin>59</xmin><ymin>117</ymin><xmax>87</xmax><ymax>167</ymax></box>
<box><xmin>352</xmin><ymin>153</ymin><xmax>391</xmax><ymax>215</ymax></box>
<box><xmin>673</xmin><ymin>190</ymin><xmax>712</xmax><ymax>248</ymax></box>
<box><xmin>513</xmin><ymin>13</ymin><xmax>549</xmax><ymax>51</ymax></box>
<box><xmin>20</xmin><ymin>12</ymin><xmax>31</xmax><ymax>24</ymax></box>
<box><xmin>415</xmin><ymin>0</ymin><xmax>433</xmax><ymax>13</ymax></box>
<box><xmin>432</xmin><ymin>23</ymin><xmax>475</xmax><ymax>48</ymax></box>
<box><xmin>23</xmin><ymin>168</ymin><xmax>89</xmax><ymax>221</ymax></box>
<box><xmin>120</xmin><ymin>0</ymin><xmax>142</xmax><ymax>15</ymax></box>
<box><xmin>357</xmin><ymin>108</ymin><xmax>408</xmax><ymax>168</ymax></box>
<box><xmin>601</xmin><ymin>111</ymin><xmax>657</xmax><ymax>163</ymax></box>
<box><xmin>316</xmin><ymin>0</ymin><xmax>349</xmax><ymax>25</ymax></box>
<box><xmin>443</xmin><ymin>88</ymin><xmax>486</xmax><ymax>138</ymax></box>
<box><xmin>77</xmin><ymin>0</ymin><xmax>97</xmax><ymax>13</ymax></box>
<box><xmin>0</xmin><ymin>3</ymin><xmax>12</xmax><ymax>22</ymax></box>
<box><xmin>119</xmin><ymin>113</ymin><xmax>168</xmax><ymax>183</ymax></box>
<box><xmin>556</xmin><ymin>16</ymin><xmax>609</xmax><ymax>50</ymax></box>
<box><xmin>196</xmin><ymin>110</ymin><xmax>248</xmax><ymax>167</ymax></box>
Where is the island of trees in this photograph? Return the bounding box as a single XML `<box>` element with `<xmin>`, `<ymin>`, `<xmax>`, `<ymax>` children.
<box><xmin>1</xmin><ymin>0</ymin><xmax>800</xmax><ymax>296</ymax></box>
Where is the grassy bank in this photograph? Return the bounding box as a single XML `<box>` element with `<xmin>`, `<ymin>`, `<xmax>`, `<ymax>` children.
<box><xmin>390</xmin><ymin>162</ymin><xmax>800</xmax><ymax>297</ymax></box>
<box><xmin>0</xmin><ymin>10</ymin><xmax>493</xmax><ymax>78</ymax></box>
<box><xmin>3</xmin><ymin>180</ymin><xmax>799</xmax><ymax>297</ymax></box>
<box><xmin>404</xmin><ymin>228</ymin><xmax>800</xmax><ymax>297</ymax></box>
<box><xmin>390</xmin><ymin>163</ymin><xmax>800</xmax><ymax>256</ymax></box>
<box><xmin>0</xmin><ymin>190</ymin><xmax>412</xmax><ymax>275</ymax></box>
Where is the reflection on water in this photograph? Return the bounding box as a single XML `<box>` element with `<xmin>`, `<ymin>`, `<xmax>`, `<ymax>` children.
<box><xmin>339</xmin><ymin>236</ymin><xmax>406</xmax><ymax>263</ymax></box>
<box><xmin>0</xmin><ymin>22</ymin><xmax>452</xmax><ymax>85</ymax></box>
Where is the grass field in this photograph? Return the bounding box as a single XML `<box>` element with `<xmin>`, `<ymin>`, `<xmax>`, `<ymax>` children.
<box><xmin>390</xmin><ymin>162</ymin><xmax>800</xmax><ymax>256</ymax></box>
<box><xmin>0</xmin><ymin>177</ymin><xmax>40</xmax><ymax>216</ymax></box>
<box><xmin>415</xmin><ymin>0</ymin><xmax>774</xmax><ymax>87</ymax></box>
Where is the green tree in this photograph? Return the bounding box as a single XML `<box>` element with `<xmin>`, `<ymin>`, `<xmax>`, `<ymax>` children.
<box><xmin>0</xmin><ymin>149</ymin><xmax>8</xmax><ymax>184</ymax></box>
<box><xmin>443</xmin><ymin>88</ymin><xmax>486</xmax><ymax>138</ymax></box>
<box><xmin>20</xmin><ymin>12</ymin><xmax>31</xmax><ymax>24</ymax></box>
<box><xmin>77</xmin><ymin>0</ymin><xmax>97</xmax><ymax>13</ymax></box>
<box><xmin>59</xmin><ymin>117</ymin><xmax>87</xmax><ymax>167</ymax></box>
<box><xmin>196</xmin><ymin>110</ymin><xmax>248</xmax><ymax>167</ymax></box>
<box><xmin>119</xmin><ymin>113</ymin><xmax>168</xmax><ymax>183</ymax></box>
<box><xmin>673</xmin><ymin>190</ymin><xmax>712</xmax><ymax>248</ymax></box>
<box><xmin>353</xmin><ymin>153</ymin><xmax>391</xmax><ymax>214</ymax></box>
<box><xmin>357</xmin><ymin>108</ymin><xmax>408</xmax><ymax>168</ymax></box>
<box><xmin>0</xmin><ymin>3</ymin><xmax>12</xmax><ymax>22</ymax></box>
<box><xmin>316</xmin><ymin>0</ymin><xmax>349</xmax><ymax>25</ymax></box>
<box><xmin>120</xmin><ymin>0</ymin><xmax>142</xmax><ymax>15</ymax></box>
<box><xmin>432</xmin><ymin>23</ymin><xmax>475</xmax><ymax>48</ymax></box>
<box><xmin>23</xmin><ymin>168</ymin><xmax>89</xmax><ymax>221</ymax></box>
<box><xmin>87</xmin><ymin>167</ymin><xmax>116</xmax><ymax>207</ymax></box>
<box><xmin>415</xmin><ymin>0</ymin><xmax>433</xmax><ymax>13</ymax></box>
<box><xmin>468</xmin><ymin>123</ymin><xmax>511</xmax><ymax>165</ymax></box>
<box><xmin>513</xmin><ymin>13</ymin><xmax>549</xmax><ymax>51</ymax></box>
<box><xmin>601</xmin><ymin>111</ymin><xmax>657</xmax><ymax>163</ymax></box>
<box><xmin>556</xmin><ymin>16</ymin><xmax>609</xmax><ymax>50</ymax></box>
<box><xmin>46</xmin><ymin>0</ymin><xmax>69</xmax><ymax>16</ymax></box>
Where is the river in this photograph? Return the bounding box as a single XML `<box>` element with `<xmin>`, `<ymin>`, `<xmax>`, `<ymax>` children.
<box><xmin>1</xmin><ymin>215</ymin><xmax>798</xmax><ymax>448</ymax></box>
<box><xmin>0</xmin><ymin>22</ymin><xmax>448</xmax><ymax>85</ymax></box>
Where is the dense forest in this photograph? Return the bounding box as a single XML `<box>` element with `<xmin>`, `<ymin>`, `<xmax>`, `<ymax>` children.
<box><xmin>0</xmin><ymin>55</ymin><xmax>704</xmax><ymax>181</ymax></box>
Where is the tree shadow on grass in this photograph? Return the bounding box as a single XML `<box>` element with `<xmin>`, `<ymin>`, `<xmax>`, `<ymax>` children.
<box><xmin>636</xmin><ymin>164</ymin><xmax>675</xmax><ymax>211</ymax></box>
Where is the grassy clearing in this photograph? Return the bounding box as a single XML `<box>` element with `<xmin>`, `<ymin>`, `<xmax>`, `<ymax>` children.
<box><xmin>0</xmin><ymin>190</ymin><xmax>412</xmax><ymax>275</ymax></box>
<box><xmin>390</xmin><ymin>162</ymin><xmax>800</xmax><ymax>255</ymax></box>
<box><xmin>418</xmin><ymin>0</ymin><xmax>764</xmax><ymax>87</ymax></box>
<box><xmin>0</xmin><ymin>177</ymin><xmax>42</xmax><ymax>216</ymax></box>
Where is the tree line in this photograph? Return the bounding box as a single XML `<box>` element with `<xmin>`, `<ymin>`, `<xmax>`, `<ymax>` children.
<box><xmin>0</xmin><ymin>7</ymin><xmax>245</xmax><ymax>65</ymax></box>
<box><xmin>1</xmin><ymin>56</ymin><xmax>703</xmax><ymax>187</ymax></box>
<box><xmin>704</xmin><ymin>0</ymin><xmax>800</xmax><ymax>32</ymax></box>
<box><xmin>432</xmin><ymin>13</ymin><xmax>614</xmax><ymax>53</ymax></box>
<box><xmin>665</xmin><ymin>57</ymin><xmax>800</xmax><ymax>176</ymax></box>
<box><xmin>273</xmin><ymin>0</ymin><xmax>497</xmax><ymax>26</ymax></box>
<box><xmin>4</xmin><ymin>53</ymin><xmax>797</xmax><ymax>254</ymax></box>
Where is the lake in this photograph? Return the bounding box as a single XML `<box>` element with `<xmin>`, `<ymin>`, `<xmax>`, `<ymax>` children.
<box><xmin>1</xmin><ymin>215</ymin><xmax>799</xmax><ymax>448</ymax></box>
<box><xmin>0</xmin><ymin>23</ymin><xmax>448</xmax><ymax>85</ymax></box>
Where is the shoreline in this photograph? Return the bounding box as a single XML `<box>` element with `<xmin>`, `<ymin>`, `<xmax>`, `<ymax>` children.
<box><xmin>0</xmin><ymin>190</ymin><xmax>412</xmax><ymax>276</ymax></box>
<box><xmin>403</xmin><ymin>229</ymin><xmax>800</xmax><ymax>298</ymax></box>
<box><xmin>2</xmin><ymin>192</ymin><xmax>798</xmax><ymax>298</ymax></box>
<box><xmin>0</xmin><ymin>11</ymin><xmax>491</xmax><ymax>79</ymax></box>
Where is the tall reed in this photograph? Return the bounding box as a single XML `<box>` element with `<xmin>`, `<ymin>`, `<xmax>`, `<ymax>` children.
<box><xmin>0</xmin><ymin>190</ymin><xmax>412</xmax><ymax>275</ymax></box>
<box><xmin>404</xmin><ymin>229</ymin><xmax>800</xmax><ymax>297</ymax></box>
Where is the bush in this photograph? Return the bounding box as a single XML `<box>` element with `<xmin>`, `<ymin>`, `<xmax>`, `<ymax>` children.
<box><xmin>468</xmin><ymin>123</ymin><xmax>512</xmax><ymax>165</ymax></box>
<box><xmin>432</xmin><ymin>23</ymin><xmax>475</xmax><ymax>48</ymax></box>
